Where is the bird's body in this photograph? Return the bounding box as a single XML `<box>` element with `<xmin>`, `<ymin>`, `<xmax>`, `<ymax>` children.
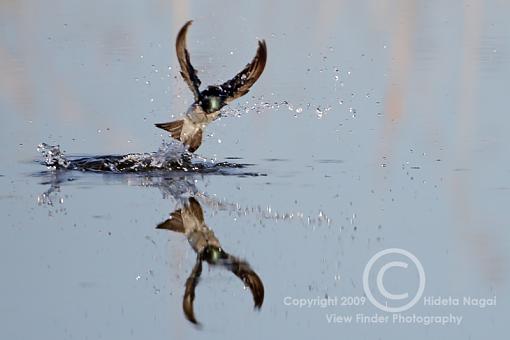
<box><xmin>157</xmin><ymin>103</ymin><xmax>218</xmax><ymax>153</ymax></box>
<box><xmin>179</xmin><ymin>196</ymin><xmax>221</xmax><ymax>253</ymax></box>
<box><xmin>155</xmin><ymin>20</ymin><xmax>267</xmax><ymax>152</ymax></box>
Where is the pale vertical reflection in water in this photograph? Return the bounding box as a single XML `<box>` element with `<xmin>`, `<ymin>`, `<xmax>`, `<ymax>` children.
<box><xmin>1</xmin><ymin>0</ymin><xmax>509</xmax><ymax>339</ymax></box>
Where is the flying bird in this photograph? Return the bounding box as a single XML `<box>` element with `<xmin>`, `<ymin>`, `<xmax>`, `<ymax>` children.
<box><xmin>157</xmin><ymin>197</ymin><xmax>264</xmax><ymax>326</ymax></box>
<box><xmin>155</xmin><ymin>20</ymin><xmax>267</xmax><ymax>152</ymax></box>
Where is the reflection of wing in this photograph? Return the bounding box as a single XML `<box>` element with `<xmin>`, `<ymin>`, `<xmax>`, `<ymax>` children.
<box><xmin>156</xmin><ymin>209</ymin><xmax>184</xmax><ymax>233</ymax></box>
<box><xmin>176</xmin><ymin>20</ymin><xmax>201</xmax><ymax>100</ymax></box>
<box><xmin>187</xmin><ymin>197</ymin><xmax>204</xmax><ymax>223</ymax></box>
<box><xmin>222</xmin><ymin>256</ymin><xmax>264</xmax><ymax>308</ymax></box>
<box><xmin>221</xmin><ymin>40</ymin><xmax>267</xmax><ymax>103</ymax></box>
<box><xmin>183</xmin><ymin>256</ymin><xmax>203</xmax><ymax>325</ymax></box>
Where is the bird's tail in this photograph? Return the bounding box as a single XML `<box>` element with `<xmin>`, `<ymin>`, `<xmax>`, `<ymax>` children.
<box><xmin>155</xmin><ymin>120</ymin><xmax>203</xmax><ymax>152</ymax></box>
<box><xmin>155</xmin><ymin>120</ymin><xmax>184</xmax><ymax>139</ymax></box>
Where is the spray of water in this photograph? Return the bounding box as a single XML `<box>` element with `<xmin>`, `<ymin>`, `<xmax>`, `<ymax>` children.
<box><xmin>36</xmin><ymin>141</ymin><xmax>256</xmax><ymax>175</ymax></box>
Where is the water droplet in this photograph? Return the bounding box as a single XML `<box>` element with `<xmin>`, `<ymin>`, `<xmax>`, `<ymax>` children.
<box><xmin>296</xmin><ymin>107</ymin><xmax>303</xmax><ymax>113</ymax></box>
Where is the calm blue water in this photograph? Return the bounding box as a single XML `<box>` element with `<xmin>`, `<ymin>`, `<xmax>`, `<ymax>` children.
<box><xmin>1</xmin><ymin>1</ymin><xmax>509</xmax><ymax>339</ymax></box>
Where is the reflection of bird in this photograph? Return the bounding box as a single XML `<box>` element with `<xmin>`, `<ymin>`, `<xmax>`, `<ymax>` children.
<box><xmin>157</xmin><ymin>197</ymin><xmax>264</xmax><ymax>325</ymax></box>
<box><xmin>155</xmin><ymin>20</ymin><xmax>267</xmax><ymax>152</ymax></box>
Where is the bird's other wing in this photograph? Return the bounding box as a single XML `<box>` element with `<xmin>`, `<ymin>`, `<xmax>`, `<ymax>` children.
<box><xmin>176</xmin><ymin>20</ymin><xmax>201</xmax><ymax>100</ymax></box>
<box><xmin>220</xmin><ymin>40</ymin><xmax>267</xmax><ymax>103</ymax></box>
<box><xmin>183</xmin><ymin>256</ymin><xmax>203</xmax><ymax>325</ymax></box>
<box><xmin>221</xmin><ymin>255</ymin><xmax>264</xmax><ymax>309</ymax></box>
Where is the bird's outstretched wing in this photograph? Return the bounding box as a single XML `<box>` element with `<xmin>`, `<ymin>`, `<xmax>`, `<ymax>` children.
<box><xmin>176</xmin><ymin>20</ymin><xmax>201</xmax><ymax>100</ymax></box>
<box><xmin>221</xmin><ymin>255</ymin><xmax>264</xmax><ymax>308</ymax></box>
<box><xmin>221</xmin><ymin>40</ymin><xmax>267</xmax><ymax>103</ymax></box>
<box><xmin>183</xmin><ymin>255</ymin><xmax>203</xmax><ymax>325</ymax></box>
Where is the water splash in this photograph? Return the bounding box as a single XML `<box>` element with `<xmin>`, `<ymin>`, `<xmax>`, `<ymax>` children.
<box><xmin>36</xmin><ymin>142</ymin><xmax>260</xmax><ymax>175</ymax></box>
<box><xmin>221</xmin><ymin>95</ymin><xmax>337</xmax><ymax>121</ymax></box>
<box><xmin>37</xmin><ymin>143</ymin><xmax>70</xmax><ymax>169</ymax></box>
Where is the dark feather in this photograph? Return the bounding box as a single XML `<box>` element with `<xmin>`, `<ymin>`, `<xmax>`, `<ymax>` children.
<box><xmin>155</xmin><ymin>120</ymin><xmax>184</xmax><ymax>139</ymax></box>
<box><xmin>188</xmin><ymin>197</ymin><xmax>205</xmax><ymax>223</ymax></box>
<box><xmin>183</xmin><ymin>256</ymin><xmax>203</xmax><ymax>325</ymax></box>
<box><xmin>222</xmin><ymin>256</ymin><xmax>264</xmax><ymax>308</ymax></box>
<box><xmin>176</xmin><ymin>20</ymin><xmax>201</xmax><ymax>100</ymax></box>
<box><xmin>221</xmin><ymin>40</ymin><xmax>267</xmax><ymax>103</ymax></box>
<box><xmin>186</xmin><ymin>128</ymin><xmax>202</xmax><ymax>153</ymax></box>
<box><xmin>156</xmin><ymin>210</ymin><xmax>184</xmax><ymax>233</ymax></box>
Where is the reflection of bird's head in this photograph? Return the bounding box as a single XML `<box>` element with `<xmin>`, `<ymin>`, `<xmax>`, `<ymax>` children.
<box><xmin>201</xmin><ymin>245</ymin><xmax>228</xmax><ymax>264</ymax></box>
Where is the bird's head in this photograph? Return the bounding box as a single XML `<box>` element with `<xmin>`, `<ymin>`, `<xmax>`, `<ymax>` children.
<box><xmin>201</xmin><ymin>245</ymin><xmax>228</xmax><ymax>265</ymax></box>
<box><xmin>200</xmin><ymin>86</ymin><xmax>227</xmax><ymax>113</ymax></box>
<box><xmin>204</xmin><ymin>96</ymin><xmax>221</xmax><ymax>113</ymax></box>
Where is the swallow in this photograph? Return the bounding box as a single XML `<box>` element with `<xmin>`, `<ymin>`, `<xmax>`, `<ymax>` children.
<box><xmin>157</xmin><ymin>197</ymin><xmax>264</xmax><ymax>325</ymax></box>
<box><xmin>155</xmin><ymin>20</ymin><xmax>267</xmax><ymax>152</ymax></box>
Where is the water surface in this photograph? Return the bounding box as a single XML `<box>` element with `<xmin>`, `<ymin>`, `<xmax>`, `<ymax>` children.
<box><xmin>1</xmin><ymin>1</ymin><xmax>509</xmax><ymax>339</ymax></box>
